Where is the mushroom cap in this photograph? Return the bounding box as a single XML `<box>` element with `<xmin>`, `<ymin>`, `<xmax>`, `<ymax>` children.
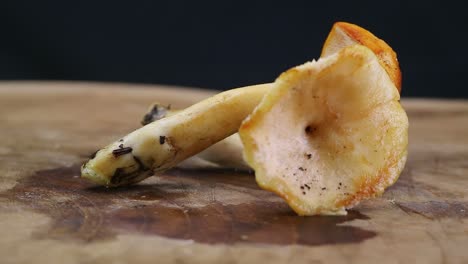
<box><xmin>239</xmin><ymin>45</ymin><xmax>408</xmax><ymax>215</ymax></box>
<box><xmin>322</xmin><ymin>22</ymin><xmax>402</xmax><ymax>93</ymax></box>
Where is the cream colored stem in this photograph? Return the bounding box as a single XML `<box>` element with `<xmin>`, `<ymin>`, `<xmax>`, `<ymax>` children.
<box><xmin>195</xmin><ymin>134</ymin><xmax>248</xmax><ymax>170</ymax></box>
<box><xmin>141</xmin><ymin>104</ymin><xmax>249</xmax><ymax>170</ymax></box>
<box><xmin>81</xmin><ymin>83</ymin><xmax>270</xmax><ymax>186</ymax></box>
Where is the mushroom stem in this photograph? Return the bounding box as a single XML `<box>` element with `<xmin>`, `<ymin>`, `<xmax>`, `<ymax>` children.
<box><xmin>141</xmin><ymin>103</ymin><xmax>248</xmax><ymax>170</ymax></box>
<box><xmin>81</xmin><ymin>84</ymin><xmax>269</xmax><ymax>186</ymax></box>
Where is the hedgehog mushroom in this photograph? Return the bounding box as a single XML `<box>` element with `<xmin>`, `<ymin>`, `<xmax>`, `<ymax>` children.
<box><xmin>81</xmin><ymin>22</ymin><xmax>406</xmax><ymax>190</ymax></box>
<box><xmin>239</xmin><ymin>45</ymin><xmax>408</xmax><ymax>215</ymax></box>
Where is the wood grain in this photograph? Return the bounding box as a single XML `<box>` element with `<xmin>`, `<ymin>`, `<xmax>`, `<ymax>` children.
<box><xmin>0</xmin><ymin>82</ymin><xmax>467</xmax><ymax>264</ymax></box>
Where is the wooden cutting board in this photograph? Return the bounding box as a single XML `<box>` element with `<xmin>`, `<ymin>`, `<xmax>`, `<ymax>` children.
<box><xmin>0</xmin><ymin>82</ymin><xmax>467</xmax><ymax>264</ymax></box>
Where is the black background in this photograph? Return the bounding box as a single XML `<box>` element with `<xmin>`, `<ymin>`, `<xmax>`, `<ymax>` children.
<box><xmin>1</xmin><ymin>1</ymin><xmax>466</xmax><ymax>98</ymax></box>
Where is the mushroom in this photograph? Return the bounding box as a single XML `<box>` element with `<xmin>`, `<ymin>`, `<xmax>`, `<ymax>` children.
<box><xmin>81</xmin><ymin>22</ymin><xmax>405</xmax><ymax>192</ymax></box>
<box><xmin>239</xmin><ymin>45</ymin><xmax>408</xmax><ymax>215</ymax></box>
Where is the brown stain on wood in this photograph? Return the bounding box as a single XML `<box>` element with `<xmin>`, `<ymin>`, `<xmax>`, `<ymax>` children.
<box><xmin>0</xmin><ymin>163</ymin><xmax>376</xmax><ymax>245</ymax></box>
